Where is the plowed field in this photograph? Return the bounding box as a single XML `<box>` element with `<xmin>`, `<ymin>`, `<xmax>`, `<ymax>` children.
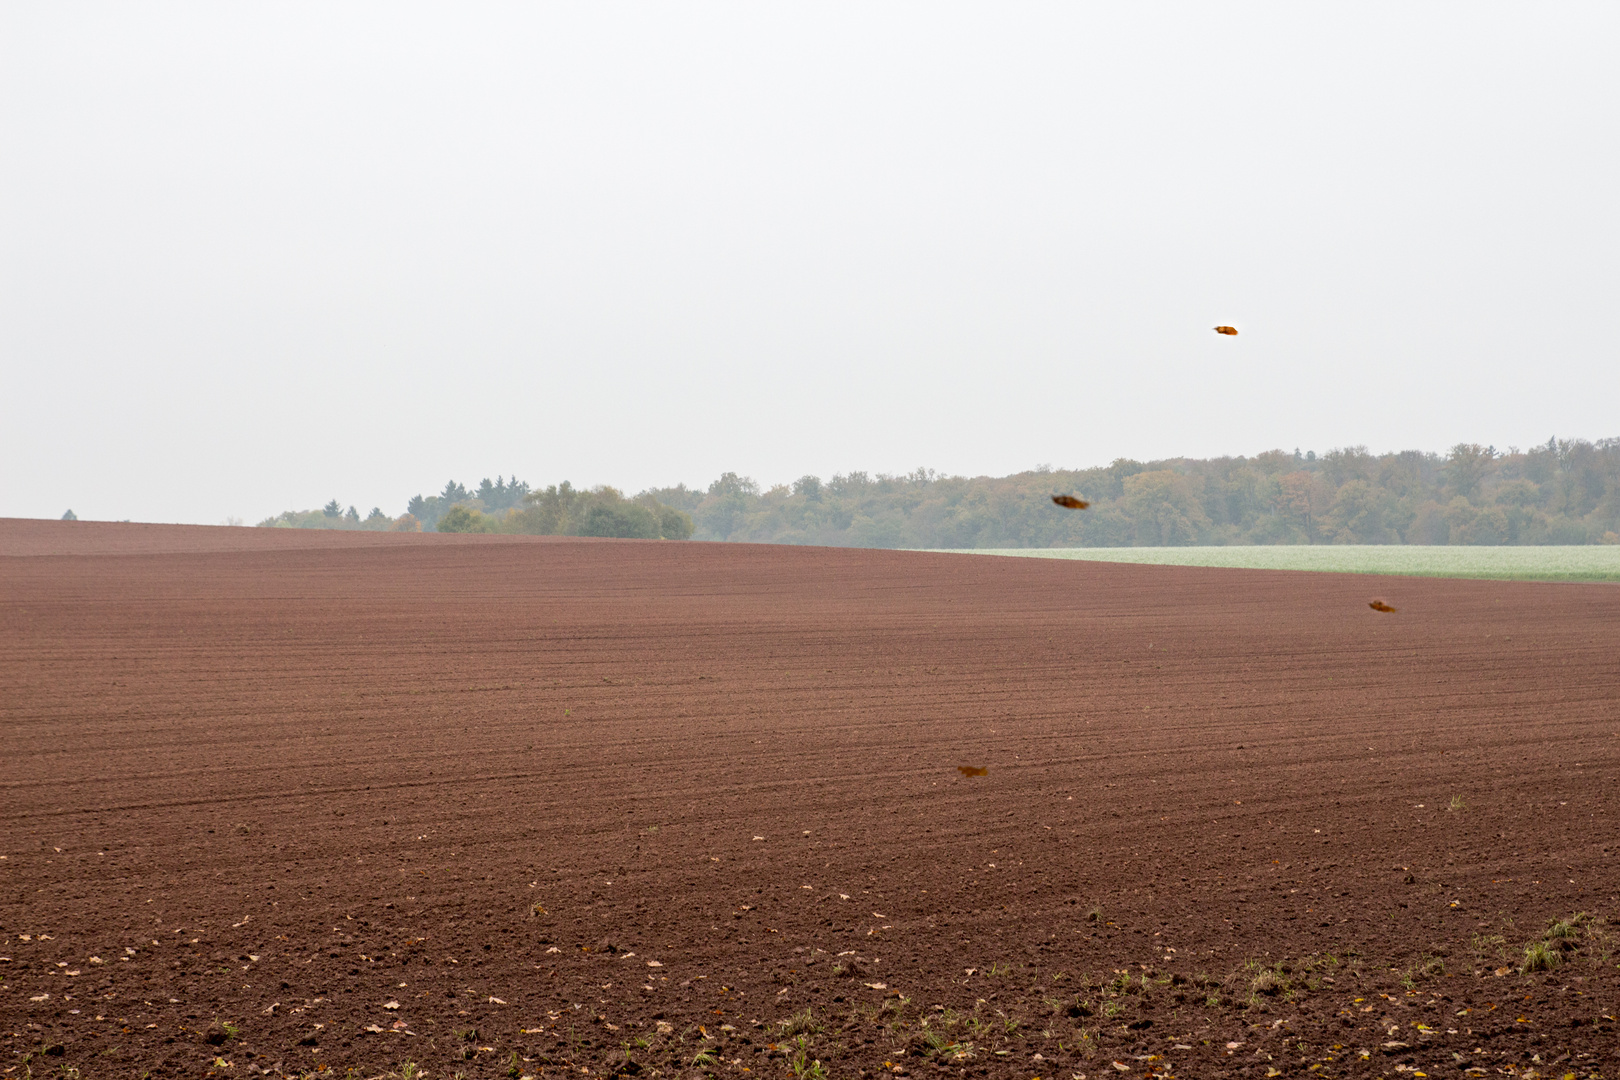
<box><xmin>3</xmin><ymin>519</ymin><xmax>1618</xmax><ymax>1079</ymax></box>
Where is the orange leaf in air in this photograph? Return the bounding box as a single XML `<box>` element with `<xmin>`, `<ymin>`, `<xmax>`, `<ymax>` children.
<box><xmin>1213</xmin><ymin>325</ymin><xmax>1239</xmax><ymax>335</ymax></box>
<box><xmin>1368</xmin><ymin>600</ymin><xmax>1397</xmax><ymax>613</ymax></box>
<box><xmin>1051</xmin><ymin>495</ymin><xmax>1090</xmax><ymax>510</ymax></box>
<box><xmin>957</xmin><ymin>766</ymin><xmax>988</xmax><ymax>778</ymax></box>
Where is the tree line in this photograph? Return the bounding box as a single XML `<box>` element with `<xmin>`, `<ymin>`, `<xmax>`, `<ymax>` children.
<box><xmin>258</xmin><ymin>476</ymin><xmax>694</xmax><ymax>539</ymax></box>
<box><xmin>259</xmin><ymin>435</ymin><xmax>1620</xmax><ymax>547</ymax></box>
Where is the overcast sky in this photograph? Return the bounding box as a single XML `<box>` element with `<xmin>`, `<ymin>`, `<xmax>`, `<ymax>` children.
<box><xmin>4</xmin><ymin>4</ymin><xmax>1617</xmax><ymax>524</ymax></box>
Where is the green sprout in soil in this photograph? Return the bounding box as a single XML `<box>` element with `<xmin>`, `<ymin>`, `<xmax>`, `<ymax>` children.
<box><xmin>787</xmin><ymin>1035</ymin><xmax>829</xmax><ymax>1080</ymax></box>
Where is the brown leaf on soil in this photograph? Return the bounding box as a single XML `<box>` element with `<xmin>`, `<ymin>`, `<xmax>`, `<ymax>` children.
<box><xmin>1213</xmin><ymin>325</ymin><xmax>1239</xmax><ymax>335</ymax></box>
<box><xmin>957</xmin><ymin>766</ymin><xmax>988</xmax><ymax>777</ymax></box>
<box><xmin>1051</xmin><ymin>495</ymin><xmax>1090</xmax><ymax>510</ymax></box>
<box><xmin>1368</xmin><ymin>600</ymin><xmax>1398</xmax><ymax>613</ymax></box>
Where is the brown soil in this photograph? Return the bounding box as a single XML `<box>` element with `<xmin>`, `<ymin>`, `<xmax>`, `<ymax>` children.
<box><xmin>3</xmin><ymin>519</ymin><xmax>1618</xmax><ymax>1079</ymax></box>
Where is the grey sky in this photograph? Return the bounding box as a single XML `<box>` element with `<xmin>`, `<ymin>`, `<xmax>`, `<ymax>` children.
<box><xmin>4</xmin><ymin>3</ymin><xmax>1617</xmax><ymax>525</ymax></box>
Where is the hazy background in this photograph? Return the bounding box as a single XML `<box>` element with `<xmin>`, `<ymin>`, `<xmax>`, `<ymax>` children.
<box><xmin>3</xmin><ymin>3</ymin><xmax>1617</xmax><ymax>525</ymax></box>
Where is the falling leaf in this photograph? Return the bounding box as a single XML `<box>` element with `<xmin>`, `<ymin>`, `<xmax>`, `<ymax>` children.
<box><xmin>1368</xmin><ymin>600</ymin><xmax>1398</xmax><ymax>613</ymax></box>
<box><xmin>864</xmin><ymin>982</ymin><xmax>887</xmax><ymax>990</ymax></box>
<box><xmin>1213</xmin><ymin>325</ymin><xmax>1238</xmax><ymax>335</ymax></box>
<box><xmin>364</xmin><ymin>1024</ymin><xmax>386</xmax><ymax>1034</ymax></box>
<box><xmin>957</xmin><ymin>766</ymin><xmax>988</xmax><ymax>777</ymax></box>
<box><xmin>382</xmin><ymin>1001</ymin><xmax>400</xmax><ymax>1010</ymax></box>
<box><xmin>489</xmin><ymin>996</ymin><xmax>507</xmax><ymax>1005</ymax></box>
<box><xmin>1051</xmin><ymin>495</ymin><xmax>1090</xmax><ymax>510</ymax></box>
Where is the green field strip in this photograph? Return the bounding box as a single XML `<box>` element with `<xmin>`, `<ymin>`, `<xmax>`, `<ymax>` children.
<box><xmin>930</xmin><ymin>545</ymin><xmax>1620</xmax><ymax>583</ymax></box>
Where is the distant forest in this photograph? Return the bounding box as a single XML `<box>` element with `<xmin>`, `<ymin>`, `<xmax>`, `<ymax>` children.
<box><xmin>259</xmin><ymin>477</ymin><xmax>695</xmax><ymax>541</ymax></box>
<box><xmin>260</xmin><ymin>436</ymin><xmax>1620</xmax><ymax>547</ymax></box>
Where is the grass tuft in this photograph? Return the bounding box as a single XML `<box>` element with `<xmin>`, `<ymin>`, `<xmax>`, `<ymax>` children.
<box><xmin>1250</xmin><ymin>968</ymin><xmax>1282</xmax><ymax>996</ymax></box>
<box><xmin>1521</xmin><ymin>940</ymin><xmax>1560</xmax><ymax>973</ymax></box>
<box><xmin>779</xmin><ymin>1008</ymin><xmax>822</xmax><ymax>1038</ymax></box>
